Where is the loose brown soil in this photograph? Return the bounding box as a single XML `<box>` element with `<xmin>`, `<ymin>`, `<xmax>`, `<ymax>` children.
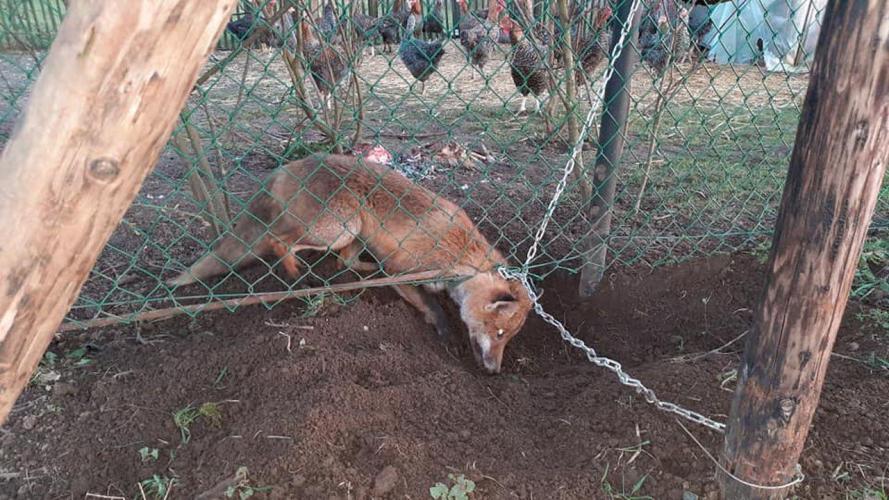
<box><xmin>2</xmin><ymin>253</ymin><xmax>887</xmax><ymax>499</ymax></box>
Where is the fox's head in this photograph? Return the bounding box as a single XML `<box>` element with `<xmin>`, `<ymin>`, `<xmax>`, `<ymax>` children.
<box><xmin>453</xmin><ymin>273</ymin><xmax>532</xmax><ymax>374</ymax></box>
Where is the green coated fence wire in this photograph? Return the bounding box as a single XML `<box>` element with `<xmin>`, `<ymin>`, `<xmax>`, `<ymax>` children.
<box><xmin>0</xmin><ymin>0</ymin><xmax>885</xmax><ymax>327</ymax></box>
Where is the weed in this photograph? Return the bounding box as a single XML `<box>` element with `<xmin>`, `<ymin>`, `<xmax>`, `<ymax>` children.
<box><xmin>857</xmin><ymin>307</ymin><xmax>889</xmax><ymax>333</ymax></box>
<box><xmin>138</xmin><ymin>447</ymin><xmax>159</xmax><ymax>463</ymax></box>
<box><xmin>65</xmin><ymin>346</ymin><xmax>93</xmax><ymax>367</ymax></box>
<box><xmin>224</xmin><ymin>466</ymin><xmax>272</xmax><ymax>499</ymax></box>
<box><xmin>173</xmin><ymin>402</ymin><xmax>223</xmax><ymax>444</ymax></box>
<box><xmin>863</xmin><ymin>353</ymin><xmax>889</xmax><ymax>372</ymax></box>
<box><xmin>853</xmin><ymin>236</ymin><xmax>889</xmax><ymax>301</ymax></box>
<box><xmin>139</xmin><ymin>475</ymin><xmax>176</xmax><ymax>499</ymax></box>
<box><xmin>600</xmin><ymin>464</ymin><xmax>653</xmax><ymax>500</ymax></box>
<box><xmin>430</xmin><ymin>474</ymin><xmax>476</xmax><ymax>500</ymax></box>
<box><xmin>213</xmin><ymin>367</ymin><xmax>229</xmax><ymax>388</ymax></box>
<box><xmin>847</xmin><ymin>487</ymin><xmax>887</xmax><ymax>500</ymax></box>
<box><xmin>30</xmin><ymin>351</ymin><xmax>60</xmax><ymax>386</ymax></box>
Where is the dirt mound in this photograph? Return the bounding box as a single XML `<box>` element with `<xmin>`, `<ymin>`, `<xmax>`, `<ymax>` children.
<box><xmin>2</xmin><ymin>254</ymin><xmax>887</xmax><ymax>499</ymax></box>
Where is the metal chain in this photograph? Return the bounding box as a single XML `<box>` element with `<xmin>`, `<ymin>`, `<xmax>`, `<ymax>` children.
<box><xmin>505</xmin><ymin>0</ymin><xmax>728</xmax><ymax>434</ymax></box>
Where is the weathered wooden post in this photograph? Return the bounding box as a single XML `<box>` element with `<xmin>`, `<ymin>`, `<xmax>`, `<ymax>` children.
<box><xmin>0</xmin><ymin>0</ymin><xmax>236</xmax><ymax>424</ymax></box>
<box><xmin>578</xmin><ymin>0</ymin><xmax>640</xmax><ymax>297</ymax></box>
<box><xmin>720</xmin><ymin>1</ymin><xmax>888</xmax><ymax>498</ymax></box>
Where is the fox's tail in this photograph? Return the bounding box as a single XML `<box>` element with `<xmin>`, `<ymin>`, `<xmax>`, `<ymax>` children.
<box><xmin>167</xmin><ymin>222</ymin><xmax>269</xmax><ymax>287</ymax></box>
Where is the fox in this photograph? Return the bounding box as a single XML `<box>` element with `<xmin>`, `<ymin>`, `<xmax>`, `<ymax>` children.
<box><xmin>168</xmin><ymin>154</ymin><xmax>532</xmax><ymax>374</ymax></box>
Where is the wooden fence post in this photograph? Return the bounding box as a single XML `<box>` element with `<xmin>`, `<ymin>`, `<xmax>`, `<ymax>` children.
<box><xmin>577</xmin><ymin>0</ymin><xmax>640</xmax><ymax>297</ymax></box>
<box><xmin>720</xmin><ymin>1</ymin><xmax>888</xmax><ymax>498</ymax></box>
<box><xmin>0</xmin><ymin>0</ymin><xmax>236</xmax><ymax>425</ymax></box>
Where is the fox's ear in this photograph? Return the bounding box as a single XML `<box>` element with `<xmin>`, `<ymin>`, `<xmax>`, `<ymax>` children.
<box><xmin>485</xmin><ymin>293</ymin><xmax>517</xmax><ymax>314</ymax></box>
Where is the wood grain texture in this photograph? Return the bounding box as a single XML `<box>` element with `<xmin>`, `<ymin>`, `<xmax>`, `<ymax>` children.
<box><xmin>720</xmin><ymin>1</ymin><xmax>888</xmax><ymax>498</ymax></box>
<box><xmin>0</xmin><ymin>0</ymin><xmax>236</xmax><ymax>424</ymax></box>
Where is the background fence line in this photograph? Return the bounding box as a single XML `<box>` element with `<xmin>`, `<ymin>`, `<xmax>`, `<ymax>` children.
<box><xmin>0</xmin><ymin>0</ymin><xmax>885</xmax><ymax>328</ymax></box>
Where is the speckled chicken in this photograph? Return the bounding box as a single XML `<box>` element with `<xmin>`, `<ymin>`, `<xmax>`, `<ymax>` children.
<box><xmin>423</xmin><ymin>0</ymin><xmax>445</xmax><ymax>38</ymax></box>
<box><xmin>399</xmin><ymin>0</ymin><xmax>445</xmax><ymax>96</ymax></box>
<box><xmin>353</xmin><ymin>12</ymin><xmax>380</xmax><ymax>56</ymax></box>
<box><xmin>379</xmin><ymin>0</ymin><xmax>409</xmax><ymax>53</ymax></box>
<box><xmin>457</xmin><ymin>0</ymin><xmax>502</xmax><ymax>80</ymax></box>
<box><xmin>317</xmin><ymin>0</ymin><xmax>339</xmax><ymax>42</ymax></box>
<box><xmin>227</xmin><ymin>12</ymin><xmax>281</xmax><ymax>49</ymax></box>
<box><xmin>639</xmin><ymin>0</ymin><xmax>691</xmax><ymax>75</ymax></box>
<box><xmin>506</xmin><ymin>17</ymin><xmax>551</xmax><ymax>114</ymax></box>
<box><xmin>571</xmin><ymin>6</ymin><xmax>613</xmax><ymax>85</ymax></box>
<box><xmin>301</xmin><ymin>20</ymin><xmax>348</xmax><ymax>110</ymax></box>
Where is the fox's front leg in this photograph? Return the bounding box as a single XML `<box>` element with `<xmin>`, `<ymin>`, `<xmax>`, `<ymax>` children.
<box><xmin>268</xmin><ymin>239</ymin><xmax>299</xmax><ymax>278</ymax></box>
<box><xmin>393</xmin><ymin>285</ymin><xmax>453</xmax><ymax>339</ymax></box>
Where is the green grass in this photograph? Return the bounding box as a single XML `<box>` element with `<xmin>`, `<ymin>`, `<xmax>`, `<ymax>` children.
<box><xmin>172</xmin><ymin>402</ymin><xmax>223</xmax><ymax>444</ymax></box>
<box><xmin>0</xmin><ymin>0</ymin><xmax>66</xmax><ymax>49</ymax></box>
<box><xmin>600</xmin><ymin>464</ymin><xmax>653</xmax><ymax>500</ymax></box>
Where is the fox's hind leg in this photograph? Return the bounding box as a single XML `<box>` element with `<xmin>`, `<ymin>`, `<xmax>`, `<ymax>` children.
<box><xmin>393</xmin><ymin>285</ymin><xmax>452</xmax><ymax>339</ymax></box>
<box><xmin>337</xmin><ymin>240</ymin><xmax>378</xmax><ymax>272</ymax></box>
<box><xmin>268</xmin><ymin>238</ymin><xmax>300</xmax><ymax>278</ymax></box>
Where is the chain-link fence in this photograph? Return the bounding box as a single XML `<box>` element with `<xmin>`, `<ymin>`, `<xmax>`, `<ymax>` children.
<box><xmin>1</xmin><ymin>0</ymin><xmax>886</xmax><ymax>327</ymax></box>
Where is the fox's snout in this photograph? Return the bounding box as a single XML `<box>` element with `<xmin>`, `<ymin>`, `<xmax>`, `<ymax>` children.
<box><xmin>470</xmin><ymin>335</ymin><xmax>502</xmax><ymax>374</ymax></box>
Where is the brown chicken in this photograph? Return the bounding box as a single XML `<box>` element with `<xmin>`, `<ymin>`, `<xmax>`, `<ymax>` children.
<box><xmin>505</xmin><ymin>17</ymin><xmax>552</xmax><ymax>115</ymax></box>
<box><xmin>457</xmin><ymin>0</ymin><xmax>504</xmax><ymax>80</ymax></box>
<box><xmin>301</xmin><ymin>20</ymin><xmax>348</xmax><ymax>110</ymax></box>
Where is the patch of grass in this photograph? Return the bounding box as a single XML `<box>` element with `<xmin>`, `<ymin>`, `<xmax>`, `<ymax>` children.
<box><xmin>863</xmin><ymin>353</ymin><xmax>889</xmax><ymax>372</ymax></box>
<box><xmin>139</xmin><ymin>475</ymin><xmax>177</xmax><ymax>499</ymax></box>
<box><xmin>853</xmin><ymin>235</ymin><xmax>889</xmax><ymax>302</ymax></box>
<box><xmin>857</xmin><ymin>306</ymin><xmax>889</xmax><ymax>333</ymax></box>
<box><xmin>430</xmin><ymin>474</ymin><xmax>476</xmax><ymax>500</ymax></box>
<box><xmin>138</xmin><ymin>447</ymin><xmax>159</xmax><ymax>463</ymax></box>
<box><xmin>65</xmin><ymin>346</ymin><xmax>93</xmax><ymax>367</ymax></box>
<box><xmin>225</xmin><ymin>466</ymin><xmax>272</xmax><ymax>499</ymax></box>
<box><xmin>213</xmin><ymin>367</ymin><xmax>229</xmax><ymax>388</ymax></box>
<box><xmin>847</xmin><ymin>487</ymin><xmax>887</xmax><ymax>500</ymax></box>
<box><xmin>600</xmin><ymin>464</ymin><xmax>653</xmax><ymax>500</ymax></box>
<box><xmin>29</xmin><ymin>351</ymin><xmax>60</xmax><ymax>386</ymax></box>
<box><xmin>173</xmin><ymin>402</ymin><xmax>223</xmax><ymax>444</ymax></box>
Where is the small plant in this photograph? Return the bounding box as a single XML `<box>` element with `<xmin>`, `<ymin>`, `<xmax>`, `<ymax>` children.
<box><xmin>30</xmin><ymin>351</ymin><xmax>60</xmax><ymax>386</ymax></box>
<box><xmin>173</xmin><ymin>402</ymin><xmax>223</xmax><ymax>444</ymax></box>
<box><xmin>600</xmin><ymin>464</ymin><xmax>652</xmax><ymax>500</ymax></box>
<box><xmin>213</xmin><ymin>367</ymin><xmax>229</xmax><ymax>388</ymax></box>
<box><xmin>430</xmin><ymin>474</ymin><xmax>476</xmax><ymax>500</ymax></box>
<box><xmin>853</xmin><ymin>236</ymin><xmax>889</xmax><ymax>301</ymax></box>
<box><xmin>864</xmin><ymin>352</ymin><xmax>889</xmax><ymax>372</ymax></box>
<box><xmin>139</xmin><ymin>475</ymin><xmax>176</xmax><ymax>499</ymax></box>
<box><xmin>138</xmin><ymin>446</ymin><xmax>159</xmax><ymax>463</ymax></box>
<box><xmin>847</xmin><ymin>487</ymin><xmax>887</xmax><ymax>500</ymax></box>
<box><xmin>857</xmin><ymin>306</ymin><xmax>889</xmax><ymax>333</ymax></box>
<box><xmin>224</xmin><ymin>466</ymin><xmax>271</xmax><ymax>499</ymax></box>
<box><xmin>65</xmin><ymin>346</ymin><xmax>93</xmax><ymax>366</ymax></box>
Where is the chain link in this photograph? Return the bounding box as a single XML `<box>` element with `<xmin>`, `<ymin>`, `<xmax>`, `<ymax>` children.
<box><xmin>507</xmin><ymin>0</ymin><xmax>727</xmax><ymax>434</ymax></box>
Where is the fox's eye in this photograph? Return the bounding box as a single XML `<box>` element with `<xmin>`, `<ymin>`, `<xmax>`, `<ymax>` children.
<box><xmin>496</xmin><ymin>329</ymin><xmax>504</xmax><ymax>339</ymax></box>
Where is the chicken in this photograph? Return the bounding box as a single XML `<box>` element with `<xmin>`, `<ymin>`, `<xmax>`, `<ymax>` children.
<box><xmin>317</xmin><ymin>0</ymin><xmax>339</xmax><ymax>42</ymax></box>
<box><xmin>423</xmin><ymin>0</ymin><xmax>446</xmax><ymax>38</ymax></box>
<box><xmin>457</xmin><ymin>0</ymin><xmax>504</xmax><ymax>80</ymax></box>
<box><xmin>639</xmin><ymin>0</ymin><xmax>691</xmax><ymax>75</ymax></box>
<box><xmin>399</xmin><ymin>0</ymin><xmax>445</xmax><ymax>96</ymax></box>
<box><xmin>301</xmin><ymin>20</ymin><xmax>348</xmax><ymax>110</ymax></box>
<box><xmin>687</xmin><ymin>4</ymin><xmax>712</xmax><ymax>55</ymax></box>
<box><xmin>353</xmin><ymin>12</ymin><xmax>380</xmax><ymax>56</ymax></box>
<box><xmin>226</xmin><ymin>12</ymin><xmax>281</xmax><ymax>49</ymax></box>
<box><xmin>505</xmin><ymin>17</ymin><xmax>551</xmax><ymax>114</ymax></box>
<box><xmin>378</xmin><ymin>15</ymin><xmax>401</xmax><ymax>53</ymax></box>
<box><xmin>379</xmin><ymin>0</ymin><xmax>409</xmax><ymax>53</ymax></box>
<box><xmin>570</xmin><ymin>6</ymin><xmax>613</xmax><ymax>85</ymax></box>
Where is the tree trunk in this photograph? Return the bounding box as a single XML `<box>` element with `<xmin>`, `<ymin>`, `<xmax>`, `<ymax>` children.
<box><xmin>0</xmin><ymin>0</ymin><xmax>236</xmax><ymax>425</ymax></box>
<box><xmin>577</xmin><ymin>0</ymin><xmax>640</xmax><ymax>297</ymax></box>
<box><xmin>720</xmin><ymin>1</ymin><xmax>889</xmax><ymax>498</ymax></box>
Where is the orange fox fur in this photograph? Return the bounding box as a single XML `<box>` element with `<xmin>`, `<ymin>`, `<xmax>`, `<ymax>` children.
<box><xmin>169</xmin><ymin>154</ymin><xmax>531</xmax><ymax>373</ymax></box>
